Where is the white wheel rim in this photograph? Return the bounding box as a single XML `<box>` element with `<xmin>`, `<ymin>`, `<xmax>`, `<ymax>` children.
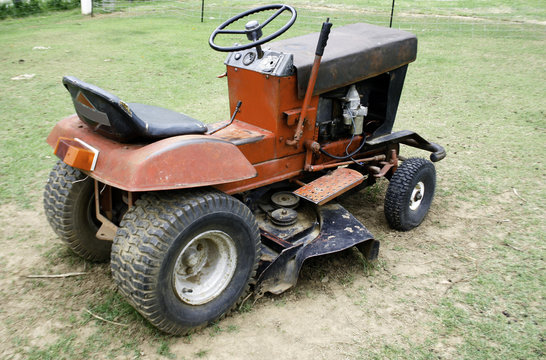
<box><xmin>409</xmin><ymin>181</ymin><xmax>425</xmax><ymax>211</ymax></box>
<box><xmin>173</xmin><ymin>230</ymin><xmax>237</xmax><ymax>305</ymax></box>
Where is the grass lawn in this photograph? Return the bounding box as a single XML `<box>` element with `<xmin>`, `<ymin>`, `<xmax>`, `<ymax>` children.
<box><xmin>0</xmin><ymin>1</ymin><xmax>544</xmax><ymax>359</ymax></box>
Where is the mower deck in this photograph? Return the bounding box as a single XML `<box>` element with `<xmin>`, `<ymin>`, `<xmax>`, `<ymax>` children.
<box><xmin>255</xmin><ymin>202</ymin><xmax>376</xmax><ymax>296</ymax></box>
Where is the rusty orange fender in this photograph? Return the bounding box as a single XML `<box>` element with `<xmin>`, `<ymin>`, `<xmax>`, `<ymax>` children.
<box><xmin>47</xmin><ymin>115</ymin><xmax>257</xmax><ymax>191</ymax></box>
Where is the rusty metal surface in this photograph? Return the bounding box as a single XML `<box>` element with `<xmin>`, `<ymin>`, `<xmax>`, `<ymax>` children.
<box><xmin>210</xmin><ymin>120</ymin><xmax>276</xmax><ymax>164</ymax></box>
<box><xmin>225</xmin><ymin>66</ymin><xmax>319</xmax><ymax>160</ymax></box>
<box><xmin>255</xmin><ymin>202</ymin><xmax>375</xmax><ymax>296</ymax></box>
<box><xmin>269</xmin><ymin>23</ymin><xmax>417</xmax><ymax>98</ymax></box>
<box><xmin>215</xmin><ymin>153</ymin><xmax>306</xmax><ymax>195</ymax></box>
<box><xmin>315</xmin><ymin>135</ymin><xmax>366</xmax><ymax>162</ymax></box>
<box><xmin>286</xmin><ymin>54</ymin><xmax>323</xmax><ymax>146</ymax></box>
<box><xmin>47</xmin><ymin>115</ymin><xmax>257</xmax><ymax>192</ymax></box>
<box><xmin>369</xmin><ymin>149</ymin><xmax>399</xmax><ymax>178</ymax></box>
<box><xmin>307</xmin><ymin>154</ymin><xmax>386</xmax><ymax>172</ymax></box>
<box><xmin>211</xmin><ymin>120</ymin><xmax>268</xmax><ymax>145</ymax></box>
<box><xmin>293</xmin><ymin>167</ymin><xmax>365</xmax><ymax>205</ymax></box>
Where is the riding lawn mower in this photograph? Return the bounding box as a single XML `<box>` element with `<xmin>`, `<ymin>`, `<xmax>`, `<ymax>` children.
<box><xmin>44</xmin><ymin>4</ymin><xmax>445</xmax><ymax>335</ymax></box>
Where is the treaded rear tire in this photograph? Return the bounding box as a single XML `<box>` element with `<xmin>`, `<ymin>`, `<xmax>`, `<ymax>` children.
<box><xmin>111</xmin><ymin>189</ymin><xmax>260</xmax><ymax>335</ymax></box>
<box><xmin>384</xmin><ymin>158</ymin><xmax>436</xmax><ymax>231</ymax></box>
<box><xmin>43</xmin><ymin>160</ymin><xmax>112</xmax><ymax>262</ymax></box>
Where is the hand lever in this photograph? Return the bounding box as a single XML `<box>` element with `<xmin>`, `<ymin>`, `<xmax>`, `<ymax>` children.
<box><xmin>207</xmin><ymin>101</ymin><xmax>242</xmax><ymax>135</ymax></box>
<box><xmin>286</xmin><ymin>18</ymin><xmax>332</xmax><ymax>147</ymax></box>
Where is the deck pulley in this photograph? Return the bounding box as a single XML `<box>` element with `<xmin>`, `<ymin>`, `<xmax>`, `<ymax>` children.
<box><xmin>271</xmin><ymin>191</ymin><xmax>300</xmax><ymax>209</ymax></box>
<box><xmin>269</xmin><ymin>207</ymin><xmax>298</xmax><ymax>226</ymax></box>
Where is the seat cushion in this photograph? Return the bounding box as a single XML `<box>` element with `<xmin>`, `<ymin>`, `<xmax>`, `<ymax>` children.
<box><xmin>128</xmin><ymin>103</ymin><xmax>207</xmax><ymax>139</ymax></box>
<box><xmin>63</xmin><ymin>76</ymin><xmax>207</xmax><ymax>143</ymax></box>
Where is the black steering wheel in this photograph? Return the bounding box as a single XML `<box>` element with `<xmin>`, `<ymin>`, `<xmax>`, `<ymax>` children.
<box><xmin>209</xmin><ymin>4</ymin><xmax>297</xmax><ymax>52</ymax></box>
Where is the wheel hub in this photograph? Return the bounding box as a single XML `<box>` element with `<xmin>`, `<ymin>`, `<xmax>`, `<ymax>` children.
<box><xmin>173</xmin><ymin>230</ymin><xmax>237</xmax><ymax>305</ymax></box>
<box><xmin>181</xmin><ymin>248</ymin><xmax>200</xmax><ymax>268</ymax></box>
<box><xmin>409</xmin><ymin>181</ymin><xmax>425</xmax><ymax>210</ymax></box>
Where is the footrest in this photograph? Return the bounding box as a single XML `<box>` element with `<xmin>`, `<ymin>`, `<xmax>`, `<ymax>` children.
<box><xmin>293</xmin><ymin>167</ymin><xmax>365</xmax><ymax>205</ymax></box>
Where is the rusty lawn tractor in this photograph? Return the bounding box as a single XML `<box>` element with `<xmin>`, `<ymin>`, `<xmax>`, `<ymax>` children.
<box><xmin>44</xmin><ymin>4</ymin><xmax>445</xmax><ymax>335</ymax></box>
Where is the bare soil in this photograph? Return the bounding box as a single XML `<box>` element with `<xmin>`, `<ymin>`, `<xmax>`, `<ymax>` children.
<box><xmin>0</xmin><ymin>181</ymin><xmax>518</xmax><ymax>359</ymax></box>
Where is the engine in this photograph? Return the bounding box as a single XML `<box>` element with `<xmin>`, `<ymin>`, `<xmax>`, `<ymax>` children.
<box><xmin>316</xmin><ymin>71</ymin><xmax>398</xmax><ymax>143</ymax></box>
<box><xmin>317</xmin><ymin>84</ymin><xmax>369</xmax><ymax>142</ymax></box>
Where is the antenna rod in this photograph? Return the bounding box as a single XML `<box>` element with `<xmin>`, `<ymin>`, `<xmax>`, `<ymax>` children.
<box><xmin>389</xmin><ymin>0</ymin><xmax>395</xmax><ymax>28</ymax></box>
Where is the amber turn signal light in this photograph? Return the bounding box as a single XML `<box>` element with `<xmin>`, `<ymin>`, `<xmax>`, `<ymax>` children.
<box><xmin>54</xmin><ymin>137</ymin><xmax>99</xmax><ymax>171</ymax></box>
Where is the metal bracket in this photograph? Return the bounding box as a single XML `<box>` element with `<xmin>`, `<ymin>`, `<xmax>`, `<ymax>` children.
<box><xmin>367</xmin><ymin>130</ymin><xmax>446</xmax><ymax>162</ymax></box>
<box><xmin>94</xmin><ymin>180</ymin><xmax>118</xmax><ymax>241</ymax></box>
<box><xmin>371</xmin><ymin>148</ymin><xmax>398</xmax><ymax>178</ymax></box>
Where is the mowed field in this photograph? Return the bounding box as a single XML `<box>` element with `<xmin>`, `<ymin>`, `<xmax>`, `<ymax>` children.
<box><xmin>0</xmin><ymin>1</ymin><xmax>544</xmax><ymax>359</ymax></box>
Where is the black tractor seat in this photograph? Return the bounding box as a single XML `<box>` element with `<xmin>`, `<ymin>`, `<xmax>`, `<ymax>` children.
<box><xmin>63</xmin><ymin>76</ymin><xmax>207</xmax><ymax>143</ymax></box>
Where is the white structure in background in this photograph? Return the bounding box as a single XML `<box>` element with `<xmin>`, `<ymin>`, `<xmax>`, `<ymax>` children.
<box><xmin>81</xmin><ymin>0</ymin><xmax>92</xmax><ymax>15</ymax></box>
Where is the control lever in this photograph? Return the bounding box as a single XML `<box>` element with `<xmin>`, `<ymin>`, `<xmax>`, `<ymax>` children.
<box><xmin>207</xmin><ymin>101</ymin><xmax>242</xmax><ymax>135</ymax></box>
<box><xmin>286</xmin><ymin>18</ymin><xmax>332</xmax><ymax>147</ymax></box>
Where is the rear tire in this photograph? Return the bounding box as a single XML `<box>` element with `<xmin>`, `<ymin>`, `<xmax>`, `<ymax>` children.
<box><xmin>43</xmin><ymin>160</ymin><xmax>112</xmax><ymax>262</ymax></box>
<box><xmin>111</xmin><ymin>189</ymin><xmax>260</xmax><ymax>335</ymax></box>
<box><xmin>384</xmin><ymin>158</ymin><xmax>436</xmax><ymax>231</ymax></box>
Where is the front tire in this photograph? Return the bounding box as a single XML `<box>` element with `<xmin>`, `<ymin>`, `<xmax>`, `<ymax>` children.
<box><xmin>111</xmin><ymin>189</ymin><xmax>260</xmax><ymax>335</ymax></box>
<box><xmin>384</xmin><ymin>158</ymin><xmax>436</xmax><ymax>231</ymax></box>
<box><xmin>43</xmin><ymin>160</ymin><xmax>111</xmax><ymax>262</ymax></box>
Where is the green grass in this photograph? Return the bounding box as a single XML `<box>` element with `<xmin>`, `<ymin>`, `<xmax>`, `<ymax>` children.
<box><xmin>0</xmin><ymin>1</ymin><xmax>545</xmax><ymax>359</ymax></box>
<box><xmin>157</xmin><ymin>339</ymin><xmax>176</xmax><ymax>359</ymax></box>
<box><xmin>25</xmin><ymin>334</ymin><xmax>78</xmax><ymax>360</ymax></box>
<box><xmin>97</xmin><ymin>0</ymin><xmax>546</xmax><ymax>23</ymax></box>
